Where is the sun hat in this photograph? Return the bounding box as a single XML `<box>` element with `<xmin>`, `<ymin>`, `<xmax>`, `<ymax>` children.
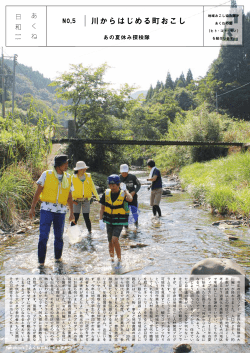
<box><xmin>120</xmin><ymin>164</ymin><xmax>129</xmax><ymax>173</ymax></box>
<box><xmin>74</xmin><ymin>161</ymin><xmax>89</xmax><ymax>171</ymax></box>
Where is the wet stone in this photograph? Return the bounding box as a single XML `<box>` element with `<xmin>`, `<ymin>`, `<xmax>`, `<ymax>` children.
<box><xmin>191</xmin><ymin>258</ymin><xmax>250</xmax><ymax>289</ymax></box>
<box><xmin>130</xmin><ymin>243</ymin><xmax>148</xmax><ymax>249</ymax></box>
<box><xmin>173</xmin><ymin>343</ymin><xmax>192</xmax><ymax>352</ymax></box>
<box><xmin>227</xmin><ymin>234</ymin><xmax>240</xmax><ymax>240</ymax></box>
<box><xmin>162</xmin><ymin>188</ymin><xmax>171</xmax><ymax>195</ymax></box>
<box><xmin>212</xmin><ymin>220</ymin><xmax>243</xmax><ymax>227</ymax></box>
<box><xmin>16</xmin><ymin>229</ymin><xmax>25</xmax><ymax>234</ymax></box>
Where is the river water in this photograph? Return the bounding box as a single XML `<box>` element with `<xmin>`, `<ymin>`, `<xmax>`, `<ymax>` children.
<box><xmin>0</xmin><ymin>171</ymin><xmax>250</xmax><ymax>352</ymax></box>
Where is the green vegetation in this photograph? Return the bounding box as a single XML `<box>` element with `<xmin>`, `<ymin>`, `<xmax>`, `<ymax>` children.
<box><xmin>0</xmin><ymin>163</ymin><xmax>36</xmax><ymax>229</ymax></box>
<box><xmin>0</xmin><ymin>105</ymin><xmax>53</xmax><ymax>228</ymax></box>
<box><xmin>3</xmin><ymin>59</ymin><xmax>65</xmax><ymax>124</ymax></box>
<box><xmin>51</xmin><ymin>63</ymin><xmax>139</xmax><ymax>172</ymax></box>
<box><xmin>152</xmin><ymin>105</ymin><xmax>233</xmax><ymax>172</ymax></box>
<box><xmin>180</xmin><ymin>152</ymin><xmax>250</xmax><ymax>216</ymax></box>
<box><xmin>0</xmin><ymin>11</ymin><xmax>250</xmax><ymax>228</ymax></box>
<box><xmin>0</xmin><ymin>107</ymin><xmax>53</xmax><ymax>171</ymax></box>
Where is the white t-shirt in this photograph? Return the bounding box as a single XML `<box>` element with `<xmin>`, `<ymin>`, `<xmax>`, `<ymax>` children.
<box><xmin>37</xmin><ymin>170</ymin><xmax>74</xmax><ymax>214</ymax></box>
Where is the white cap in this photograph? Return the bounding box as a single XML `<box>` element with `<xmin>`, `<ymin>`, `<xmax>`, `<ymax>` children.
<box><xmin>120</xmin><ymin>164</ymin><xmax>129</xmax><ymax>173</ymax></box>
<box><xmin>74</xmin><ymin>161</ymin><xmax>89</xmax><ymax>171</ymax></box>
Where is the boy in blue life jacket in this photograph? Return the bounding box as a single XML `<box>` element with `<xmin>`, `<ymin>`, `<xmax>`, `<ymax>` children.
<box><xmin>99</xmin><ymin>174</ymin><xmax>133</xmax><ymax>269</ymax></box>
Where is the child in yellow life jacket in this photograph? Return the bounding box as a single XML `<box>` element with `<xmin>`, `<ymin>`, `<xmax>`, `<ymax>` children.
<box><xmin>99</xmin><ymin>174</ymin><xmax>133</xmax><ymax>269</ymax></box>
<box><xmin>71</xmin><ymin>161</ymin><xmax>100</xmax><ymax>233</ymax></box>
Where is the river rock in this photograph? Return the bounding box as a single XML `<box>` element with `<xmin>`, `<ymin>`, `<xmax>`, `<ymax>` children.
<box><xmin>227</xmin><ymin>235</ymin><xmax>239</xmax><ymax>240</ymax></box>
<box><xmin>16</xmin><ymin>229</ymin><xmax>25</xmax><ymax>234</ymax></box>
<box><xmin>212</xmin><ymin>220</ymin><xmax>242</xmax><ymax>227</ymax></box>
<box><xmin>173</xmin><ymin>343</ymin><xmax>192</xmax><ymax>352</ymax></box>
<box><xmin>130</xmin><ymin>243</ymin><xmax>148</xmax><ymax>249</ymax></box>
<box><xmin>193</xmin><ymin>203</ymin><xmax>200</xmax><ymax>208</ymax></box>
<box><xmin>162</xmin><ymin>188</ymin><xmax>171</xmax><ymax>195</ymax></box>
<box><xmin>191</xmin><ymin>258</ymin><xmax>249</xmax><ymax>288</ymax></box>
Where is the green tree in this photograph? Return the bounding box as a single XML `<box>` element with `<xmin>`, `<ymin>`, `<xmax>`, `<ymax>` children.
<box><xmin>165</xmin><ymin>72</ymin><xmax>174</xmax><ymax>90</ymax></box>
<box><xmin>50</xmin><ymin>63</ymin><xmax>136</xmax><ymax>134</ymax></box>
<box><xmin>175</xmin><ymin>72</ymin><xmax>186</xmax><ymax>88</ymax></box>
<box><xmin>186</xmin><ymin>69</ymin><xmax>194</xmax><ymax>86</ymax></box>
<box><xmin>207</xmin><ymin>12</ymin><xmax>250</xmax><ymax>119</ymax></box>
<box><xmin>195</xmin><ymin>75</ymin><xmax>223</xmax><ymax>108</ymax></box>
<box><xmin>155</xmin><ymin>80</ymin><xmax>163</xmax><ymax>93</ymax></box>
<box><xmin>0</xmin><ymin>61</ymin><xmax>13</xmax><ymax>104</ymax></box>
<box><xmin>145</xmin><ymin>84</ymin><xmax>154</xmax><ymax>101</ymax></box>
<box><xmin>50</xmin><ymin>63</ymin><xmax>138</xmax><ymax>171</ymax></box>
<box><xmin>174</xmin><ymin>88</ymin><xmax>196</xmax><ymax>111</ymax></box>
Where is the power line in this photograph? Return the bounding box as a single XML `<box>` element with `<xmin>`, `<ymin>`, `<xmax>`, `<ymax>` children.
<box><xmin>216</xmin><ymin>79</ymin><xmax>250</xmax><ymax>112</ymax></box>
<box><xmin>217</xmin><ymin>81</ymin><xmax>250</xmax><ymax>97</ymax></box>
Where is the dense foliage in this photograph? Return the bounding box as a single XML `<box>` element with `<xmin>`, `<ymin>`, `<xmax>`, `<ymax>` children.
<box><xmin>2</xmin><ymin>59</ymin><xmax>67</xmax><ymax>125</ymax></box>
<box><xmin>51</xmin><ymin>63</ymin><xmax>139</xmax><ymax>172</ymax></box>
<box><xmin>0</xmin><ymin>106</ymin><xmax>53</xmax><ymax>172</ymax></box>
<box><xmin>207</xmin><ymin>12</ymin><xmax>250</xmax><ymax>119</ymax></box>
<box><xmin>180</xmin><ymin>152</ymin><xmax>250</xmax><ymax>216</ymax></box>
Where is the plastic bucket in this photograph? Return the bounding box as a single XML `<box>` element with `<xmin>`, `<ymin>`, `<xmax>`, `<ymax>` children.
<box><xmin>67</xmin><ymin>225</ymin><xmax>82</xmax><ymax>244</ymax></box>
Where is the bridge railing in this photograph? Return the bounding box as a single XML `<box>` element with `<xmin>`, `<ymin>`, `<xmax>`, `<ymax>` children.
<box><xmin>51</xmin><ymin>138</ymin><xmax>245</xmax><ymax>148</ymax></box>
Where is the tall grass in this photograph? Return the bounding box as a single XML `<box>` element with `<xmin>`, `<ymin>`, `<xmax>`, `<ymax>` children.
<box><xmin>0</xmin><ymin>163</ymin><xmax>36</xmax><ymax>228</ymax></box>
<box><xmin>0</xmin><ymin>104</ymin><xmax>55</xmax><ymax>228</ymax></box>
<box><xmin>0</xmin><ymin>106</ymin><xmax>53</xmax><ymax>171</ymax></box>
<box><xmin>180</xmin><ymin>152</ymin><xmax>250</xmax><ymax>216</ymax></box>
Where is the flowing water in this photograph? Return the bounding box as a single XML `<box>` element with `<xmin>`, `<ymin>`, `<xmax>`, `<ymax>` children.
<box><xmin>0</xmin><ymin>171</ymin><xmax>250</xmax><ymax>352</ymax></box>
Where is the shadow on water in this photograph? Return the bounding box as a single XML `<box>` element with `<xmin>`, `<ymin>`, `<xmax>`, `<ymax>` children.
<box><xmin>0</xmin><ymin>171</ymin><xmax>250</xmax><ymax>352</ymax></box>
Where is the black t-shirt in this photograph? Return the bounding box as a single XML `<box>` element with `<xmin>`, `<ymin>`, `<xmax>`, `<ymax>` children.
<box><xmin>100</xmin><ymin>191</ymin><xmax>120</xmax><ymax>205</ymax></box>
<box><xmin>119</xmin><ymin>173</ymin><xmax>141</xmax><ymax>206</ymax></box>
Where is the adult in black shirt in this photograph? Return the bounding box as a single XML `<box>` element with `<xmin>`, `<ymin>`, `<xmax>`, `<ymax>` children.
<box><xmin>119</xmin><ymin>164</ymin><xmax>141</xmax><ymax>229</ymax></box>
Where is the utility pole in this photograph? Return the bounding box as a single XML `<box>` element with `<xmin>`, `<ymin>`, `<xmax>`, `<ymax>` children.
<box><xmin>1</xmin><ymin>49</ymin><xmax>18</xmax><ymax>119</ymax></box>
<box><xmin>216</xmin><ymin>92</ymin><xmax>218</xmax><ymax>113</ymax></box>
<box><xmin>12</xmin><ymin>54</ymin><xmax>17</xmax><ymax>117</ymax></box>
<box><xmin>1</xmin><ymin>47</ymin><xmax>5</xmax><ymax>119</ymax></box>
<box><xmin>231</xmin><ymin>0</ymin><xmax>237</xmax><ymax>8</ymax></box>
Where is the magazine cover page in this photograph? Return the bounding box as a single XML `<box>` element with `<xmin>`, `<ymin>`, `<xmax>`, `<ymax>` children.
<box><xmin>0</xmin><ymin>0</ymin><xmax>250</xmax><ymax>352</ymax></box>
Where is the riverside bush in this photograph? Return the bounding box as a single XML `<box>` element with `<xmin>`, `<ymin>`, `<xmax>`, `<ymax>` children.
<box><xmin>180</xmin><ymin>152</ymin><xmax>250</xmax><ymax>216</ymax></box>
<box><xmin>0</xmin><ymin>163</ymin><xmax>36</xmax><ymax>228</ymax></box>
<box><xmin>154</xmin><ymin>104</ymin><xmax>236</xmax><ymax>172</ymax></box>
<box><xmin>0</xmin><ymin>111</ymin><xmax>53</xmax><ymax>170</ymax></box>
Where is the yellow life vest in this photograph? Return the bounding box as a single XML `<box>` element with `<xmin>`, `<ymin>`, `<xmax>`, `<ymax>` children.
<box><xmin>72</xmin><ymin>173</ymin><xmax>100</xmax><ymax>200</ymax></box>
<box><xmin>103</xmin><ymin>189</ymin><xmax>129</xmax><ymax>225</ymax></box>
<box><xmin>40</xmin><ymin>170</ymin><xmax>71</xmax><ymax>206</ymax></box>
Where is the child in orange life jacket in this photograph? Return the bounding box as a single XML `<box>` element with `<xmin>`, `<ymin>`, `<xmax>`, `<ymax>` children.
<box><xmin>71</xmin><ymin>161</ymin><xmax>100</xmax><ymax>233</ymax></box>
<box><xmin>99</xmin><ymin>174</ymin><xmax>133</xmax><ymax>269</ymax></box>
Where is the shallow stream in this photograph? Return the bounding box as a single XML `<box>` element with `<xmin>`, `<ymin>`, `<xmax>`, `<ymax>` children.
<box><xmin>0</xmin><ymin>171</ymin><xmax>250</xmax><ymax>352</ymax></box>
